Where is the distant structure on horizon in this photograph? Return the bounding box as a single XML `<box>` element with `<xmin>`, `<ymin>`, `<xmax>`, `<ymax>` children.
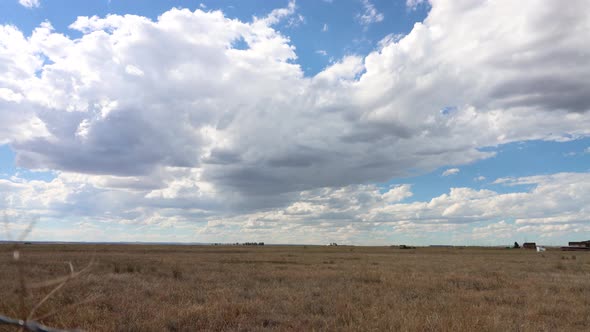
<box><xmin>568</xmin><ymin>240</ymin><xmax>590</xmax><ymax>247</ymax></box>
<box><xmin>562</xmin><ymin>240</ymin><xmax>590</xmax><ymax>251</ymax></box>
<box><xmin>522</xmin><ymin>242</ymin><xmax>537</xmax><ymax>249</ymax></box>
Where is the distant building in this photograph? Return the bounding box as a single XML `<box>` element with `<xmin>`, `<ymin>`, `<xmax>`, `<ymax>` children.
<box><xmin>568</xmin><ymin>241</ymin><xmax>590</xmax><ymax>247</ymax></box>
<box><xmin>562</xmin><ymin>240</ymin><xmax>590</xmax><ymax>251</ymax></box>
<box><xmin>522</xmin><ymin>242</ymin><xmax>537</xmax><ymax>249</ymax></box>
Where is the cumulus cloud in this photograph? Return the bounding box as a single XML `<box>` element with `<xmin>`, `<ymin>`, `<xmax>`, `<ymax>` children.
<box><xmin>442</xmin><ymin>168</ymin><xmax>460</xmax><ymax>176</ymax></box>
<box><xmin>3</xmin><ymin>170</ymin><xmax>587</xmax><ymax>244</ymax></box>
<box><xmin>2</xmin><ymin>1</ymin><xmax>589</xmax><ymax>193</ymax></box>
<box><xmin>18</xmin><ymin>0</ymin><xmax>40</xmax><ymax>9</ymax></box>
<box><xmin>367</xmin><ymin>173</ymin><xmax>590</xmax><ymax>228</ymax></box>
<box><xmin>1</xmin><ymin>1</ymin><xmax>590</xmax><ymax>242</ymax></box>
<box><xmin>382</xmin><ymin>184</ymin><xmax>413</xmax><ymax>203</ymax></box>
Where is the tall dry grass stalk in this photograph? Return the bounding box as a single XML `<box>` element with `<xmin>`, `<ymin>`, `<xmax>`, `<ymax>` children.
<box><xmin>1</xmin><ymin>217</ymin><xmax>95</xmax><ymax>332</ymax></box>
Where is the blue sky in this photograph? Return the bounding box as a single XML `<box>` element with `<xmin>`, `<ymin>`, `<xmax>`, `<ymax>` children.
<box><xmin>1</xmin><ymin>0</ymin><xmax>589</xmax><ymax>245</ymax></box>
<box><xmin>385</xmin><ymin>138</ymin><xmax>590</xmax><ymax>202</ymax></box>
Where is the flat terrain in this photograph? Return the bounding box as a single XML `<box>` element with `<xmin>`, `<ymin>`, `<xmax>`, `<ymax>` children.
<box><xmin>1</xmin><ymin>244</ymin><xmax>589</xmax><ymax>331</ymax></box>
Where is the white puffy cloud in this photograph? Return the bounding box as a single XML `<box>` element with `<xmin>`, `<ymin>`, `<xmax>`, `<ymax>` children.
<box><xmin>1</xmin><ymin>1</ymin><xmax>590</xmax><ymax>242</ymax></box>
<box><xmin>2</xmin><ymin>1</ymin><xmax>589</xmax><ymax>192</ymax></box>
<box><xmin>366</xmin><ymin>173</ymin><xmax>590</xmax><ymax>229</ymax></box>
<box><xmin>382</xmin><ymin>184</ymin><xmax>413</xmax><ymax>203</ymax></box>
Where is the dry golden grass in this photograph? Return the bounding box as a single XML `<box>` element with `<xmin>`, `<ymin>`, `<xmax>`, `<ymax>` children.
<box><xmin>1</xmin><ymin>244</ymin><xmax>589</xmax><ymax>331</ymax></box>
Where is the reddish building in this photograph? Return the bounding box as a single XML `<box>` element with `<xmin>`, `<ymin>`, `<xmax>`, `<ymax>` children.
<box><xmin>522</xmin><ymin>242</ymin><xmax>536</xmax><ymax>249</ymax></box>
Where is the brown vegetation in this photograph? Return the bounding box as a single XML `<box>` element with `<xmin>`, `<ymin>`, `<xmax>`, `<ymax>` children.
<box><xmin>1</xmin><ymin>244</ymin><xmax>589</xmax><ymax>331</ymax></box>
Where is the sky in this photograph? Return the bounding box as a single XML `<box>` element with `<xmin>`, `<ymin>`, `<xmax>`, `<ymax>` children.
<box><xmin>0</xmin><ymin>0</ymin><xmax>589</xmax><ymax>245</ymax></box>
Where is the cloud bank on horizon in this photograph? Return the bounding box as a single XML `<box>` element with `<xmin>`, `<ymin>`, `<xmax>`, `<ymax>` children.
<box><xmin>1</xmin><ymin>0</ymin><xmax>589</xmax><ymax>244</ymax></box>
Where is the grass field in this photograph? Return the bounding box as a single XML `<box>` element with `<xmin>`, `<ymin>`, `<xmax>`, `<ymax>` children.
<box><xmin>1</xmin><ymin>244</ymin><xmax>589</xmax><ymax>331</ymax></box>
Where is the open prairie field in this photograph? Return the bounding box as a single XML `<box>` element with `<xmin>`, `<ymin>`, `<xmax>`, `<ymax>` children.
<box><xmin>1</xmin><ymin>244</ymin><xmax>589</xmax><ymax>331</ymax></box>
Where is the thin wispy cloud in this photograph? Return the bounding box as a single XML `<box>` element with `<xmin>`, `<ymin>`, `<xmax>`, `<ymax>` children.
<box><xmin>357</xmin><ymin>0</ymin><xmax>384</xmax><ymax>27</ymax></box>
<box><xmin>442</xmin><ymin>168</ymin><xmax>460</xmax><ymax>176</ymax></box>
<box><xmin>406</xmin><ymin>0</ymin><xmax>427</xmax><ymax>10</ymax></box>
<box><xmin>18</xmin><ymin>0</ymin><xmax>40</xmax><ymax>8</ymax></box>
